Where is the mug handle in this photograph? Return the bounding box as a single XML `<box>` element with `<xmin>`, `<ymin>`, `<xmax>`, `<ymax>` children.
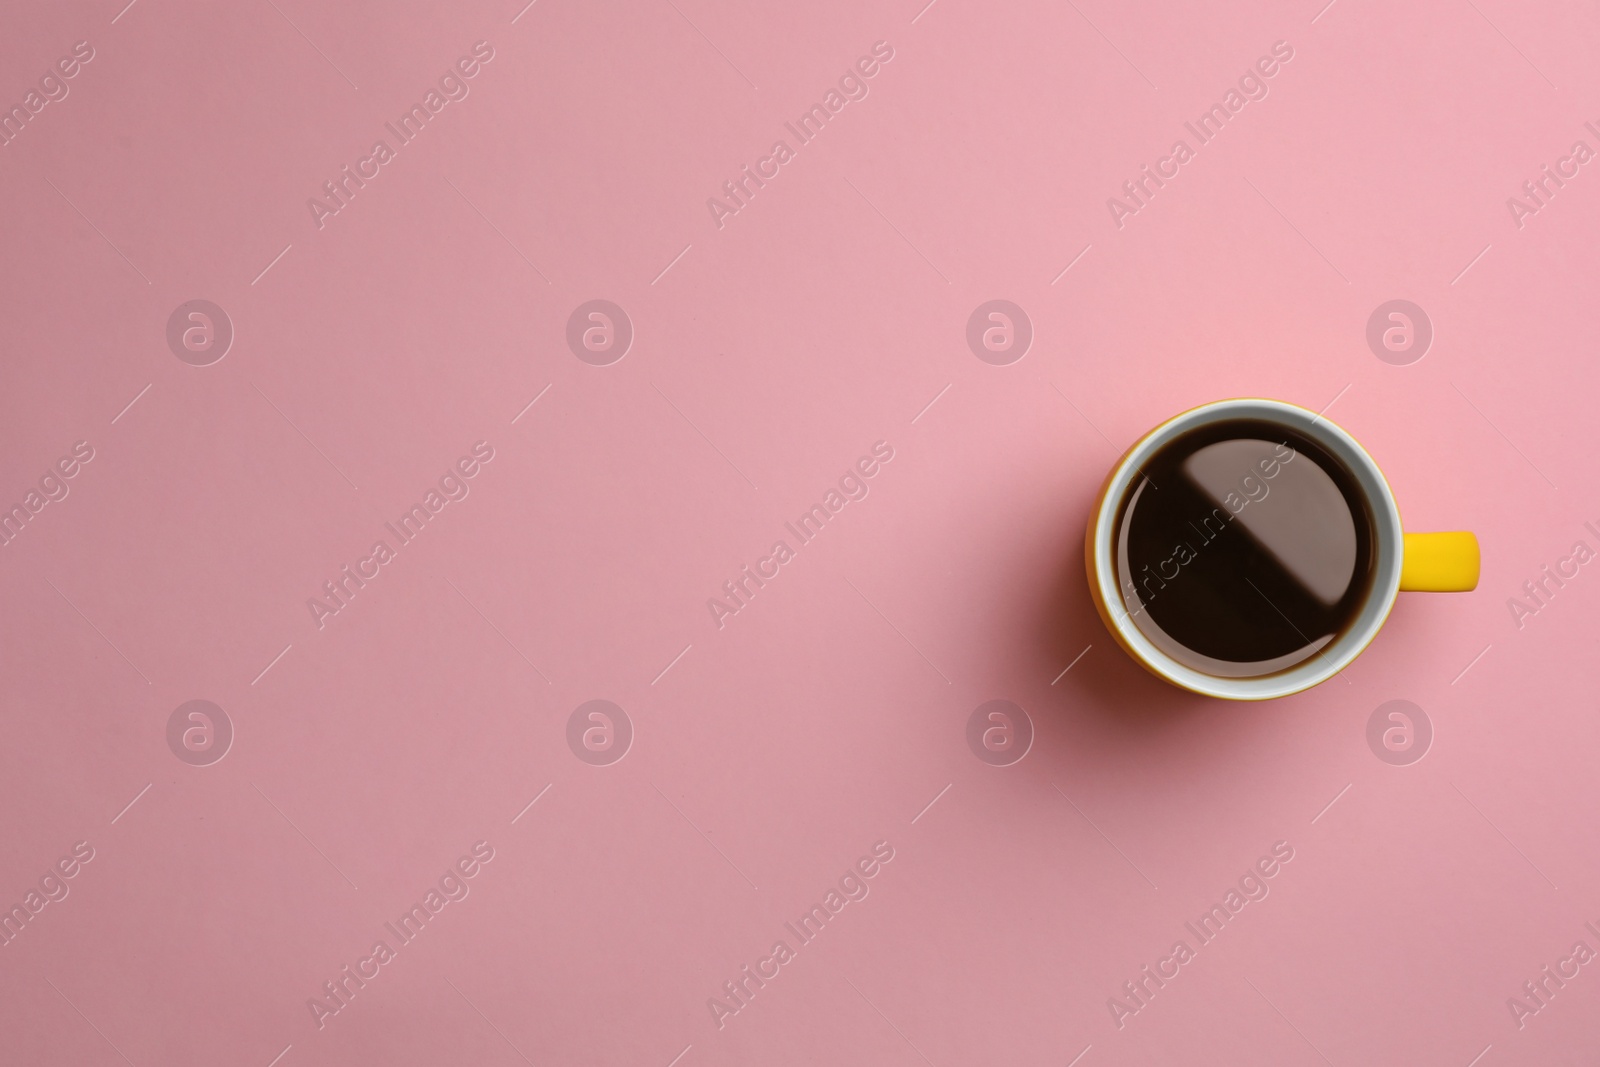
<box><xmin>1400</xmin><ymin>532</ymin><xmax>1480</xmax><ymax>591</ymax></box>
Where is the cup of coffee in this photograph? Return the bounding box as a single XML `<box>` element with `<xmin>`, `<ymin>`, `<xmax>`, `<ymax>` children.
<box><xmin>1084</xmin><ymin>398</ymin><xmax>1479</xmax><ymax>700</ymax></box>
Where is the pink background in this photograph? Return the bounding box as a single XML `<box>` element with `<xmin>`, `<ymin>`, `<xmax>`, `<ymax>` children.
<box><xmin>3</xmin><ymin>0</ymin><xmax>1599</xmax><ymax>1064</ymax></box>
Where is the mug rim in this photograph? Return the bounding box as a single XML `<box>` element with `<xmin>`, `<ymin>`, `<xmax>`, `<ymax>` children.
<box><xmin>1086</xmin><ymin>398</ymin><xmax>1404</xmax><ymax>700</ymax></box>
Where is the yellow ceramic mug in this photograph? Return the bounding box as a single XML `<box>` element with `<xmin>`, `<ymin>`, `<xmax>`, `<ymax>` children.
<box><xmin>1084</xmin><ymin>398</ymin><xmax>1478</xmax><ymax>700</ymax></box>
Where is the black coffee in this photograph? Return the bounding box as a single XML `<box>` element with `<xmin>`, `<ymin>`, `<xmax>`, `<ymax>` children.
<box><xmin>1113</xmin><ymin>419</ymin><xmax>1376</xmax><ymax>678</ymax></box>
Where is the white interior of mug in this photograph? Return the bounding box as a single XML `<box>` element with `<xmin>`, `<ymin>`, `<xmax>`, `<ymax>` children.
<box><xmin>1089</xmin><ymin>399</ymin><xmax>1404</xmax><ymax>700</ymax></box>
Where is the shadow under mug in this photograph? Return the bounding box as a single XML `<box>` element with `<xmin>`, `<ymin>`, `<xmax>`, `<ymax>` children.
<box><xmin>1084</xmin><ymin>398</ymin><xmax>1479</xmax><ymax>700</ymax></box>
